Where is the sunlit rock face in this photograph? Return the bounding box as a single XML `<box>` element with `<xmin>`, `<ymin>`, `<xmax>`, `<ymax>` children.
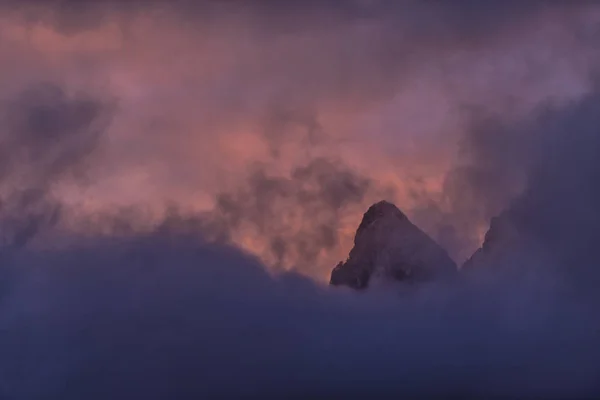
<box><xmin>330</xmin><ymin>201</ymin><xmax>457</xmax><ymax>289</ymax></box>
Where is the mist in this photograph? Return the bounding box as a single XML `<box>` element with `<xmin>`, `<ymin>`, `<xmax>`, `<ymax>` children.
<box><xmin>1</xmin><ymin>1</ymin><xmax>600</xmax><ymax>398</ymax></box>
<box><xmin>1</xmin><ymin>231</ymin><xmax>599</xmax><ymax>399</ymax></box>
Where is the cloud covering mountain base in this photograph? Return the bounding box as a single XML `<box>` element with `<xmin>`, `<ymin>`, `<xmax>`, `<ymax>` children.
<box><xmin>1</xmin><ymin>1</ymin><xmax>600</xmax><ymax>398</ymax></box>
<box><xmin>1</xmin><ymin>231</ymin><xmax>600</xmax><ymax>399</ymax></box>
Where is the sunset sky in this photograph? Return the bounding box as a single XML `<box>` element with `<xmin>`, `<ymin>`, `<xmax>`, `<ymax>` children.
<box><xmin>4</xmin><ymin>2</ymin><xmax>600</xmax><ymax>398</ymax></box>
<box><xmin>0</xmin><ymin>1</ymin><xmax>599</xmax><ymax>281</ymax></box>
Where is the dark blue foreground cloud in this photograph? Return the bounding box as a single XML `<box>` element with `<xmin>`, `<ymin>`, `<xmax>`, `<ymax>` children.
<box><xmin>1</xmin><ymin>233</ymin><xmax>599</xmax><ymax>399</ymax></box>
<box><xmin>0</xmin><ymin>3</ymin><xmax>599</xmax><ymax>399</ymax></box>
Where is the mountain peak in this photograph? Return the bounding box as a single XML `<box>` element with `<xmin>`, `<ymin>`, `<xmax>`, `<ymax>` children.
<box><xmin>330</xmin><ymin>200</ymin><xmax>457</xmax><ymax>289</ymax></box>
<box><xmin>355</xmin><ymin>200</ymin><xmax>407</xmax><ymax>237</ymax></box>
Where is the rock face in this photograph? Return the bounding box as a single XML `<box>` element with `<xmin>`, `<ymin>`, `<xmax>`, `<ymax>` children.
<box><xmin>330</xmin><ymin>201</ymin><xmax>457</xmax><ymax>289</ymax></box>
<box><xmin>461</xmin><ymin>212</ymin><xmax>523</xmax><ymax>271</ymax></box>
<box><xmin>459</xmin><ymin>205</ymin><xmax>562</xmax><ymax>286</ymax></box>
<box><xmin>459</xmin><ymin>200</ymin><xmax>592</xmax><ymax>282</ymax></box>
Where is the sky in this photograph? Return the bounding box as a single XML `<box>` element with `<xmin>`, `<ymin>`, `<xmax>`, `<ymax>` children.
<box><xmin>0</xmin><ymin>1</ymin><xmax>598</xmax><ymax>279</ymax></box>
<box><xmin>2</xmin><ymin>1</ymin><xmax>600</xmax><ymax>398</ymax></box>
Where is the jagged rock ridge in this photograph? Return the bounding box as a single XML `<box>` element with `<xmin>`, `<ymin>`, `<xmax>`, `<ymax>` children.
<box><xmin>330</xmin><ymin>201</ymin><xmax>457</xmax><ymax>289</ymax></box>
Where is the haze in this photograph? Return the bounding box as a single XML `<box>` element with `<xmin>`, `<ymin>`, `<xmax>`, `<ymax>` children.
<box><xmin>1</xmin><ymin>1</ymin><xmax>600</xmax><ymax>398</ymax></box>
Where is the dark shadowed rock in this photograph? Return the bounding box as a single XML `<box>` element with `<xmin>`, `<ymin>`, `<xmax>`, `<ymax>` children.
<box><xmin>460</xmin><ymin>206</ymin><xmax>558</xmax><ymax>287</ymax></box>
<box><xmin>462</xmin><ymin>212</ymin><xmax>522</xmax><ymax>271</ymax></box>
<box><xmin>330</xmin><ymin>201</ymin><xmax>458</xmax><ymax>289</ymax></box>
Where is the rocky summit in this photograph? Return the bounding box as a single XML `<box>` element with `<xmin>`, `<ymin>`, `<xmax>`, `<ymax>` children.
<box><xmin>330</xmin><ymin>200</ymin><xmax>457</xmax><ymax>289</ymax></box>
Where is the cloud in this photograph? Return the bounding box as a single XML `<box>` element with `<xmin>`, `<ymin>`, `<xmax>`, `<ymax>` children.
<box><xmin>208</xmin><ymin>157</ymin><xmax>384</xmax><ymax>277</ymax></box>
<box><xmin>409</xmin><ymin>111</ymin><xmax>542</xmax><ymax>262</ymax></box>
<box><xmin>0</xmin><ymin>0</ymin><xmax>598</xmax><ymax>277</ymax></box>
<box><xmin>0</xmin><ymin>3</ymin><xmax>599</xmax><ymax>398</ymax></box>
<box><xmin>0</xmin><ymin>230</ymin><xmax>599</xmax><ymax>399</ymax></box>
<box><xmin>0</xmin><ymin>82</ymin><xmax>110</xmax><ymax>181</ymax></box>
<box><xmin>478</xmin><ymin>82</ymin><xmax>600</xmax><ymax>289</ymax></box>
<box><xmin>0</xmin><ymin>0</ymin><xmax>576</xmax><ymax>39</ymax></box>
<box><xmin>0</xmin><ymin>82</ymin><xmax>113</xmax><ymax>247</ymax></box>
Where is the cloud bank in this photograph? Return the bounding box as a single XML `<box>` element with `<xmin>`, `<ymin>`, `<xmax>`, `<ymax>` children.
<box><xmin>1</xmin><ymin>2</ymin><xmax>600</xmax><ymax>398</ymax></box>
<box><xmin>1</xmin><ymin>232</ymin><xmax>599</xmax><ymax>399</ymax></box>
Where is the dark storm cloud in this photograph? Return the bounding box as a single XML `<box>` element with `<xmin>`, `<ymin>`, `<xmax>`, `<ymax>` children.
<box><xmin>0</xmin><ymin>82</ymin><xmax>113</xmax><ymax>247</ymax></box>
